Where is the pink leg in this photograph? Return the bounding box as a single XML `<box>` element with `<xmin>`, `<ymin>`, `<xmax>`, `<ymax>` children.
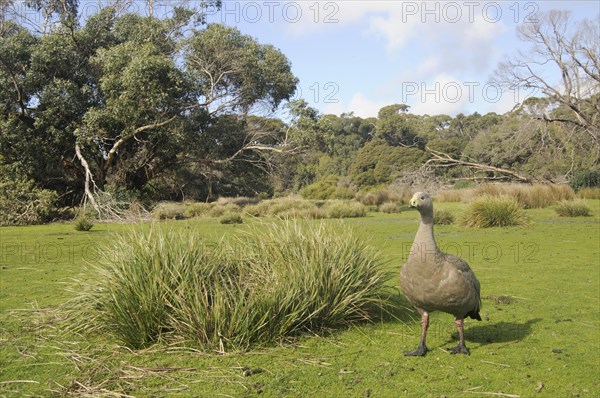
<box><xmin>449</xmin><ymin>318</ymin><xmax>470</xmax><ymax>355</ymax></box>
<box><xmin>405</xmin><ymin>312</ymin><xmax>429</xmax><ymax>356</ymax></box>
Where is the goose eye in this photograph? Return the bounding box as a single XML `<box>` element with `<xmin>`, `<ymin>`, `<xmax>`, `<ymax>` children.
<box><xmin>420</xmin><ymin>196</ymin><xmax>425</xmax><ymax>200</ymax></box>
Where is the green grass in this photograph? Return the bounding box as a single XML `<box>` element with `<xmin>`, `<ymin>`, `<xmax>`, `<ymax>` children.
<box><xmin>1</xmin><ymin>200</ymin><xmax>599</xmax><ymax>397</ymax></box>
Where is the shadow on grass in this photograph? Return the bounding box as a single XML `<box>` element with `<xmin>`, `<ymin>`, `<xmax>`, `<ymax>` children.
<box><xmin>451</xmin><ymin>318</ymin><xmax>542</xmax><ymax>345</ymax></box>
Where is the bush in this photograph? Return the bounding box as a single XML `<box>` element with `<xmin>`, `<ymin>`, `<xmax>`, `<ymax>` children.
<box><xmin>300</xmin><ymin>175</ymin><xmax>339</xmax><ymax>200</ymax></box>
<box><xmin>325</xmin><ymin>201</ymin><xmax>367</xmax><ymax>218</ymax></box>
<box><xmin>67</xmin><ymin>222</ymin><xmax>395</xmax><ymax>351</ymax></box>
<box><xmin>433</xmin><ymin>209</ymin><xmax>455</xmax><ymax>225</ymax></box>
<box><xmin>462</xmin><ymin>195</ymin><xmax>529</xmax><ymax>228</ymax></box>
<box><xmin>220</xmin><ymin>212</ymin><xmax>243</xmax><ymax>224</ymax></box>
<box><xmin>0</xmin><ymin>167</ymin><xmax>58</xmax><ymax>225</ymax></box>
<box><xmin>570</xmin><ymin>170</ymin><xmax>600</xmax><ymax>191</ymax></box>
<box><xmin>379</xmin><ymin>202</ymin><xmax>402</xmax><ymax>214</ymax></box>
<box><xmin>555</xmin><ymin>200</ymin><xmax>591</xmax><ymax>217</ymax></box>
<box><xmin>74</xmin><ymin>213</ymin><xmax>95</xmax><ymax>231</ymax></box>
<box><xmin>152</xmin><ymin>202</ymin><xmax>186</xmax><ymax>220</ymax></box>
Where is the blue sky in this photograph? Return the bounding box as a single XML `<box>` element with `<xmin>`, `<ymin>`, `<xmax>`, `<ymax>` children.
<box><xmin>200</xmin><ymin>0</ymin><xmax>599</xmax><ymax>118</ymax></box>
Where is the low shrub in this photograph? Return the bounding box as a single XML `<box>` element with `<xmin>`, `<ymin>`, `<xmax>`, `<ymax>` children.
<box><xmin>152</xmin><ymin>202</ymin><xmax>186</xmax><ymax>220</ymax></box>
<box><xmin>570</xmin><ymin>170</ymin><xmax>600</xmax><ymax>191</ymax></box>
<box><xmin>462</xmin><ymin>195</ymin><xmax>529</xmax><ymax>228</ymax></box>
<box><xmin>0</xmin><ymin>168</ymin><xmax>58</xmax><ymax>225</ymax></box>
<box><xmin>379</xmin><ymin>202</ymin><xmax>402</xmax><ymax>214</ymax></box>
<box><xmin>220</xmin><ymin>212</ymin><xmax>243</xmax><ymax>224</ymax></box>
<box><xmin>433</xmin><ymin>209</ymin><xmax>455</xmax><ymax>225</ymax></box>
<box><xmin>555</xmin><ymin>200</ymin><xmax>591</xmax><ymax>217</ymax></box>
<box><xmin>67</xmin><ymin>222</ymin><xmax>395</xmax><ymax>351</ymax></box>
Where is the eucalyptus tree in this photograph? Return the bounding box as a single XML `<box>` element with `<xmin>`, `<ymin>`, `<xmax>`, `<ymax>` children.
<box><xmin>0</xmin><ymin>2</ymin><xmax>298</xmax><ymax>214</ymax></box>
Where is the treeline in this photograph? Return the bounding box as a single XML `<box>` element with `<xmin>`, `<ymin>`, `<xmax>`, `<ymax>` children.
<box><xmin>0</xmin><ymin>3</ymin><xmax>598</xmax><ymax>224</ymax></box>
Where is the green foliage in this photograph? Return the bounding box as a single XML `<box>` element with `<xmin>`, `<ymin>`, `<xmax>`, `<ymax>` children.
<box><xmin>300</xmin><ymin>175</ymin><xmax>356</xmax><ymax>200</ymax></box>
<box><xmin>220</xmin><ymin>212</ymin><xmax>243</xmax><ymax>224</ymax></box>
<box><xmin>0</xmin><ymin>163</ymin><xmax>58</xmax><ymax>225</ymax></box>
<box><xmin>570</xmin><ymin>170</ymin><xmax>600</xmax><ymax>191</ymax></box>
<box><xmin>433</xmin><ymin>209</ymin><xmax>455</xmax><ymax>225</ymax></box>
<box><xmin>67</xmin><ymin>222</ymin><xmax>394</xmax><ymax>350</ymax></box>
<box><xmin>73</xmin><ymin>212</ymin><xmax>95</xmax><ymax>231</ymax></box>
<box><xmin>462</xmin><ymin>195</ymin><xmax>529</xmax><ymax>228</ymax></box>
<box><xmin>555</xmin><ymin>200</ymin><xmax>591</xmax><ymax>217</ymax></box>
<box><xmin>349</xmin><ymin>139</ymin><xmax>427</xmax><ymax>187</ymax></box>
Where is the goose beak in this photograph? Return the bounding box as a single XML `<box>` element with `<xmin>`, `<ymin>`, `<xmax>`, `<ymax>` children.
<box><xmin>409</xmin><ymin>198</ymin><xmax>418</xmax><ymax>208</ymax></box>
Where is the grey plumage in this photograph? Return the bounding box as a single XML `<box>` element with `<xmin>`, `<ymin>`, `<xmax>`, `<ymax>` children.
<box><xmin>400</xmin><ymin>192</ymin><xmax>481</xmax><ymax>356</ymax></box>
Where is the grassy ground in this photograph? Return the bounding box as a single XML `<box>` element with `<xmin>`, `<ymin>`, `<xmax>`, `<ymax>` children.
<box><xmin>1</xmin><ymin>200</ymin><xmax>599</xmax><ymax>397</ymax></box>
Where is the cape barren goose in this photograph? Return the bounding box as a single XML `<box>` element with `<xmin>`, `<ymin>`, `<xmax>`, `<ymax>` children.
<box><xmin>400</xmin><ymin>192</ymin><xmax>481</xmax><ymax>356</ymax></box>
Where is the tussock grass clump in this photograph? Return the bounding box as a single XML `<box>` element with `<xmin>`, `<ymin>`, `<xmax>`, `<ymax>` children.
<box><xmin>220</xmin><ymin>212</ymin><xmax>243</xmax><ymax>224</ymax></box>
<box><xmin>462</xmin><ymin>195</ymin><xmax>529</xmax><ymax>228</ymax></box>
<box><xmin>379</xmin><ymin>202</ymin><xmax>402</xmax><ymax>214</ymax></box>
<box><xmin>324</xmin><ymin>201</ymin><xmax>367</xmax><ymax>218</ymax></box>
<box><xmin>73</xmin><ymin>214</ymin><xmax>94</xmax><ymax>231</ymax></box>
<box><xmin>355</xmin><ymin>190</ymin><xmax>399</xmax><ymax>206</ymax></box>
<box><xmin>67</xmin><ymin>222</ymin><xmax>395</xmax><ymax>351</ymax></box>
<box><xmin>183</xmin><ymin>202</ymin><xmax>214</xmax><ymax>218</ymax></box>
<box><xmin>555</xmin><ymin>200</ymin><xmax>591</xmax><ymax>217</ymax></box>
<box><xmin>208</xmin><ymin>204</ymin><xmax>241</xmax><ymax>218</ymax></box>
<box><xmin>433</xmin><ymin>209</ymin><xmax>455</xmax><ymax>225</ymax></box>
<box><xmin>152</xmin><ymin>202</ymin><xmax>186</xmax><ymax>220</ymax></box>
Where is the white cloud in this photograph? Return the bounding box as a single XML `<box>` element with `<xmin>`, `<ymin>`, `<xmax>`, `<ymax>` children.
<box><xmin>322</xmin><ymin>92</ymin><xmax>388</xmax><ymax>118</ymax></box>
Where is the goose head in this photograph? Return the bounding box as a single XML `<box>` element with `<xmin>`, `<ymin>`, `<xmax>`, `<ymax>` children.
<box><xmin>409</xmin><ymin>192</ymin><xmax>433</xmax><ymax>215</ymax></box>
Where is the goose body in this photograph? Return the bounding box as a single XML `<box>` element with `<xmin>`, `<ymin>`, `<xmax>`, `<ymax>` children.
<box><xmin>400</xmin><ymin>192</ymin><xmax>481</xmax><ymax>356</ymax></box>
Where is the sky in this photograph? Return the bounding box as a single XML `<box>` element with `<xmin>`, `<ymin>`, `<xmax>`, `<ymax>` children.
<box><xmin>198</xmin><ymin>0</ymin><xmax>599</xmax><ymax>118</ymax></box>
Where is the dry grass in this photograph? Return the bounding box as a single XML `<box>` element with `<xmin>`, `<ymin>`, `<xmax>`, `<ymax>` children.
<box><xmin>576</xmin><ymin>187</ymin><xmax>600</xmax><ymax>199</ymax></box>
<box><xmin>435</xmin><ymin>189</ymin><xmax>474</xmax><ymax>203</ymax></box>
<box><xmin>473</xmin><ymin>183</ymin><xmax>574</xmax><ymax>208</ymax></box>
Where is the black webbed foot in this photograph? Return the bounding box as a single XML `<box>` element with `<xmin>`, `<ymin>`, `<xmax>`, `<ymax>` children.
<box><xmin>404</xmin><ymin>343</ymin><xmax>428</xmax><ymax>356</ymax></box>
<box><xmin>449</xmin><ymin>343</ymin><xmax>470</xmax><ymax>355</ymax></box>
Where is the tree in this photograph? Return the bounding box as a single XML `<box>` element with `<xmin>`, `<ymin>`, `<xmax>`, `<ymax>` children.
<box><xmin>495</xmin><ymin>10</ymin><xmax>599</xmax><ymax>145</ymax></box>
<box><xmin>0</xmin><ymin>4</ymin><xmax>298</xmax><ymax>215</ymax></box>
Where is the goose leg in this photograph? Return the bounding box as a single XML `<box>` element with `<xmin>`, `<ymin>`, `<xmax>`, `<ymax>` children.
<box><xmin>449</xmin><ymin>318</ymin><xmax>470</xmax><ymax>355</ymax></box>
<box><xmin>405</xmin><ymin>312</ymin><xmax>429</xmax><ymax>356</ymax></box>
